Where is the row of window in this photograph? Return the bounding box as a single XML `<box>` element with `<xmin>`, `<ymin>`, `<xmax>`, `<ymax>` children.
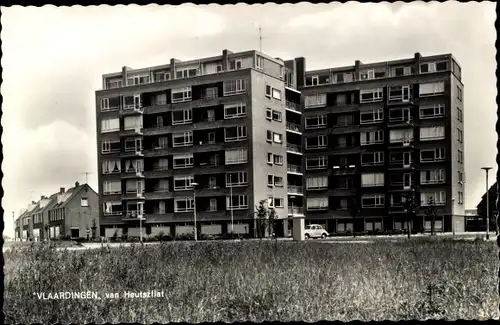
<box><xmin>306</xmin><ymin>191</ymin><xmax>447</xmax><ymax>210</ymax></box>
<box><xmin>304</xmin><ymin>61</ymin><xmax>450</xmax><ymax>87</ymax></box>
<box><xmin>305</xmin><ymin>148</ymin><xmax>447</xmax><ymax>170</ymax></box>
<box><xmin>304</xmin><ymin>81</ymin><xmax>446</xmax><ymax>109</ymax></box>
<box><xmin>267</xmin><ymin>175</ymin><xmax>284</xmax><ymax>187</ymax></box>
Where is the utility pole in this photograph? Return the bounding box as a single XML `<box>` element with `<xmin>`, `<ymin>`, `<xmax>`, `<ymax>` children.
<box><xmin>482</xmin><ymin>167</ymin><xmax>492</xmax><ymax>240</ymax></box>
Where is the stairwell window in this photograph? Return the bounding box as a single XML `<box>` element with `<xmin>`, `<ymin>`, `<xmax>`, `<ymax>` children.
<box><xmin>304</xmin><ymin>94</ymin><xmax>327</xmax><ymax>108</ymax></box>
<box><xmin>419</xmin><ymin>82</ymin><xmax>445</xmax><ymax>97</ymax></box>
<box><xmin>171</xmin><ymin>87</ymin><xmax>192</xmax><ymax>103</ymax></box>
<box><xmin>224</xmin><ymin>79</ymin><xmax>246</xmax><ymax>96</ymax></box>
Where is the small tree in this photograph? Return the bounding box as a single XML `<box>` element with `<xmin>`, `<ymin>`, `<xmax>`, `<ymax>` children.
<box><xmin>347</xmin><ymin>198</ymin><xmax>360</xmax><ymax>237</ymax></box>
<box><xmin>402</xmin><ymin>190</ymin><xmax>419</xmax><ymax>239</ymax></box>
<box><xmin>255</xmin><ymin>200</ymin><xmax>268</xmax><ymax>239</ymax></box>
<box><xmin>268</xmin><ymin>208</ymin><xmax>277</xmax><ymax>238</ymax></box>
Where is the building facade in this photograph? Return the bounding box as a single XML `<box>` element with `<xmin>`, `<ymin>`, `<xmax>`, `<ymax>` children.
<box><xmin>95</xmin><ymin>50</ymin><xmax>465</xmax><ymax>237</ymax></box>
<box><xmin>14</xmin><ymin>182</ymin><xmax>99</xmax><ymax>241</ymax></box>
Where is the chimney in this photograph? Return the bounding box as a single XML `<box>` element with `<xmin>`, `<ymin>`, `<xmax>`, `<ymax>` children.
<box><xmin>75</xmin><ymin>181</ymin><xmax>80</xmax><ymax>187</ymax></box>
<box><xmin>60</xmin><ymin>187</ymin><xmax>65</xmax><ymax>194</ymax></box>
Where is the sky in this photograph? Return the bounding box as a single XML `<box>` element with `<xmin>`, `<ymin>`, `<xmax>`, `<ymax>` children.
<box><xmin>1</xmin><ymin>2</ymin><xmax>496</xmax><ymax>237</ymax></box>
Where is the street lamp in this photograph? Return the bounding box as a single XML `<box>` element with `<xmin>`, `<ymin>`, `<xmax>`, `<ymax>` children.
<box><xmin>289</xmin><ymin>195</ymin><xmax>296</xmax><ymax>237</ymax></box>
<box><xmin>191</xmin><ymin>182</ymin><xmax>199</xmax><ymax>241</ymax></box>
<box><xmin>481</xmin><ymin>167</ymin><xmax>492</xmax><ymax>240</ymax></box>
<box><xmin>229</xmin><ymin>175</ymin><xmax>234</xmax><ymax>234</ymax></box>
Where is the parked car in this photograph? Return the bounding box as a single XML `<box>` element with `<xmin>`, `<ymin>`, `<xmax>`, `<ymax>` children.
<box><xmin>305</xmin><ymin>224</ymin><xmax>329</xmax><ymax>239</ymax></box>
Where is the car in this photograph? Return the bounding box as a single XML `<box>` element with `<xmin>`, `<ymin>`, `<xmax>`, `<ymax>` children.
<box><xmin>305</xmin><ymin>224</ymin><xmax>329</xmax><ymax>239</ymax></box>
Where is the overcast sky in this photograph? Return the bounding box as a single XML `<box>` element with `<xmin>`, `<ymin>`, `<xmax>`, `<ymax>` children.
<box><xmin>1</xmin><ymin>2</ymin><xmax>496</xmax><ymax>237</ymax></box>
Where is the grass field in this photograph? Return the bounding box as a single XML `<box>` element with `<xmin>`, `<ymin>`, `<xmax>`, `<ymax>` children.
<box><xmin>4</xmin><ymin>239</ymin><xmax>498</xmax><ymax>323</ymax></box>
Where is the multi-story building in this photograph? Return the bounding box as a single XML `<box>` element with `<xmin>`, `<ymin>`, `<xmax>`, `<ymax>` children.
<box><xmin>14</xmin><ymin>182</ymin><xmax>99</xmax><ymax>241</ymax></box>
<box><xmin>95</xmin><ymin>50</ymin><xmax>465</xmax><ymax>237</ymax></box>
<box><xmin>299</xmin><ymin>52</ymin><xmax>465</xmax><ymax>233</ymax></box>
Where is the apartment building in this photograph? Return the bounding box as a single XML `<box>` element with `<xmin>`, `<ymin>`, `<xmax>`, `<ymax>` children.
<box><xmin>299</xmin><ymin>52</ymin><xmax>465</xmax><ymax>233</ymax></box>
<box><xmin>95</xmin><ymin>49</ymin><xmax>465</xmax><ymax>237</ymax></box>
<box><xmin>14</xmin><ymin>182</ymin><xmax>99</xmax><ymax>241</ymax></box>
<box><xmin>96</xmin><ymin>49</ymin><xmax>307</xmax><ymax>238</ymax></box>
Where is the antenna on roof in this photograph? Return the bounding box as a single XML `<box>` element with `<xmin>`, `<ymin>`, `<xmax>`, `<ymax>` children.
<box><xmin>259</xmin><ymin>26</ymin><xmax>263</xmax><ymax>52</ymax></box>
<box><xmin>81</xmin><ymin>172</ymin><xmax>91</xmax><ymax>185</ymax></box>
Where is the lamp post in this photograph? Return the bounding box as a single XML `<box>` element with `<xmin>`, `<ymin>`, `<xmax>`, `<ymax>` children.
<box><xmin>229</xmin><ymin>175</ymin><xmax>234</xmax><ymax>234</ymax></box>
<box><xmin>481</xmin><ymin>167</ymin><xmax>492</xmax><ymax>240</ymax></box>
<box><xmin>192</xmin><ymin>182</ymin><xmax>199</xmax><ymax>241</ymax></box>
<box><xmin>289</xmin><ymin>195</ymin><xmax>296</xmax><ymax>237</ymax></box>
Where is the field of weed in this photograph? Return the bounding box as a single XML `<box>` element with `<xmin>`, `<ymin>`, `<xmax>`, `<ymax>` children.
<box><xmin>4</xmin><ymin>240</ymin><xmax>498</xmax><ymax>323</ymax></box>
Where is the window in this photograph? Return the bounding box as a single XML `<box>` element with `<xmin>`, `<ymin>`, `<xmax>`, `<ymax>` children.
<box><xmin>305</xmin><ymin>115</ymin><xmax>327</xmax><ymax>129</ymax></box>
<box><xmin>361</xmin><ymin>173</ymin><xmax>385</xmax><ymax>187</ymax></box>
<box><xmin>103</xmin><ymin>181</ymin><xmax>121</xmax><ymax>195</ymax></box>
<box><xmin>421</xmin><ymin>191</ymin><xmax>446</xmax><ymax>206</ymax></box>
<box><xmin>105</xmin><ymin>79</ymin><xmax>122</xmax><ymax>89</ymax></box>
<box><xmin>176</xmin><ymin>68</ymin><xmax>198</xmax><ymax>79</ymax></box>
<box><xmin>124</xmin><ymin>159</ymin><xmax>143</xmax><ymax>173</ymax></box>
<box><xmin>307</xmin><ymin>197</ymin><xmax>328</xmax><ymax>210</ymax></box>
<box><xmin>227</xmin><ymin>195</ymin><xmax>248</xmax><ymax>209</ymax></box>
<box><xmin>388</xmin><ymin>85</ymin><xmax>411</xmax><ymax>102</ymax></box>
<box><xmin>306</xmin><ymin>176</ymin><xmax>328</xmax><ymax>190</ymax></box>
<box><xmin>272</xmin><ymin>89</ymin><xmax>282</xmax><ymax>100</ymax></box>
<box><xmin>153</xmin><ymin>71</ymin><xmax>170</xmax><ymax>82</ymax></box>
<box><xmin>226</xmin><ymin>172</ymin><xmax>248</xmax><ymax>187</ymax></box>
<box><xmin>81</xmin><ymin>198</ymin><xmax>89</xmax><ymax>207</ymax></box>
<box><xmin>256</xmin><ymin>55</ymin><xmax>264</xmax><ymax>70</ymax></box>
<box><xmin>103</xmin><ymin>201</ymin><xmax>123</xmax><ymax>215</ymax></box>
<box><xmin>420</xmin><ymin>126</ymin><xmax>445</xmax><ymax>141</ymax></box>
<box><xmin>359</xmin><ymin>69</ymin><xmax>375</xmax><ymax>80</ymax></box>
<box><xmin>273</xmin><ymin>132</ymin><xmax>283</xmax><ymax>144</ymax></box>
<box><xmin>124</xmin><ymin>116</ymin><xmax>143</xmax><ymax>130</ymax></box>
<box><xmin>156</xmin><ymin>137</ymin><xmax>168</xmax><ymax>149</ymax></box>
<box><xmin>172</xmin><ymin>109</ymin><xmax>192</xmax><ymax>125</ymax></box>
<box><xmin>174</xmin><ymin>198</ymin><xmax>195</xmax><ymax>212</ymax></box>
<box><xmin>265</xmin><ymin>85</ymin><xmax>272</xmax><ymax>98</ymax></box>
<box><xmin>457</xmin><ymin>149</ymin><xmax>463</xmax><ymax>164</ymax></box>
<box><xmin>100</xmin><ymin>97</ymin><xmax>120</xmax><ymax>112</ymax></box>
<box><xmin>152</xmin><ymin>93</ymin><xmax>167</xmax><ymax>106</ymax></box>
<box><xmin>225</xmin><ymin>126</ymin><xmax>247</xmax><ymax>142</ymax></box>
<box><xmin>127</xmin><ymin>75</ymin><xmax>150</xmax><ymax>86</ymax></box>
<box><xmin>304</xmin><ymin>94</ymin><xmax>327</xmax><ymax>108</ymax></box>
<box><xmin>223</xmin><ymin>79</ymin><xmax>246</xmax><ymax>96</ymax></box>
<box><xmin>360</xmin><ymin>88</ymin><xmax>384</xmax><ymax>103</ymax></box>
<box><xmin>225</xmin><ymin>148</ymin><xmax>248</xmax><ymax>164</ymax></box>
<box><xmin>420</xmin><ymin>148</ymin><xmax>446</xmax><ymax>162</ymax></box>
<box><xmin>229</xmin><ymin>59</ymin><xmax>242</xmax><ymax>71</ymax></box>
<box><xmin>436</xmin><ymin>61</ymin><xmax>448</xmax><ymax>71</ymax></box>
<box><xmin>306</xmin><ymin>135</ymin><xmax>327</xmax><ymax>149</ymax></box>
<box><xmin>457</xmin><ymin>108</ymin><xmax>463</xmax><ymax>122</ymax></box>
<box><xmin>391</xmin><ymin>66</ymin><xmax>412</xmax><ymax>77</ymax></box>
<box><xmin>173</xmin><ymin>153</ymin><xmax>194</xmax><ymax>169</ymax></box>
<box><xmin>101</xmin><ymin>140</ymin><xmax>121</xmax><ymax>154</ymax></box>
<box><xmin>273</xmin><ymin>154</ymin><xmax>283</xmax><ymax>165</ymax></box>
<box><xmin>361</xmin><ymin>130</ymin><xmax>384</xmax><ymax>145</ymax></box>
<box><xmin>171</xmin><ymin>87</ymin><xmax>192</xmax><ymax>103</ymax></box>
<box><xmin>419</xmin><ymin>82</ymin><xmax>445</xmax><ymax>97</ymax></box>
<box><xmin>306</xmin><ymin>156</ymin><xmax>328</xmax><ymax>170</ymax></box>
<box><xmin>102</xmin><ymin>159</ymin><xmax>121</xmax><ymax>174</ymax></box>
<box><xmin>154</xmin><ymin>180</ymin><xmax>169</xmax><ymax>192</ymax></box>
<box><xmin>267</xmin><ymin>153</ymin><xmax>273</xmax><ymax>164</ymax></box>
<box><xmin>361</xmin><ymin>152</ymin><xmax>384</xmax><ymax>166</ymax></box>
<box><xmin>172</xmin><ymin>132</ymin><xmax>193</xmax><ymax>147</ymax></box>
<box><xmin>224</xmin><ymin>104</ymin><xmax>246</xmax><ymax>119</ymax></box>
<box><xmin>267</xmin><ymin>175</ymin><xmax>274</xmax><ymax>187</ymax></box>
<box><xmin>274</xmin><ymin>176</ymin><xmax>283</xmax><ymax>187</ymax></box>
<box><xmin>457</xmin><ymin>129</ymin><xmax>463</xmax><ymax>143</ymax></box>
<box><xmin>101</xmin><ymin>118</ymin><xmax>120</xmax><ymax>133</ymax></box>
<box><xmin>173</xmin><ymin>176</ymin><xmax>195</xmax><ymax>191</ymax></box>
<box><xmin>360</xmin><ymin>108</ymin><xmax>383</xmax><ymax>124</ymax></box>
<box><xmin>272</xmin><ymin>110</ymin><xmax>282</xmax><ymax>122</ymax></box>
<box><xmin>361</xmin><ymin>194</ymin><xmax>385</xmax><ymax>208</ymax></box>
<box><xmin>389</xmin><ymin>129</ymin><xmax>414</xmax><ymax>143</ymax></box>
<box><xmin>420</xmin><ymin>169</ymin><xmax>445</xmax><ymax>184</ymax></box>
<box><xmin>420</xmin><ymin>62</ymin><xmax>437</xmax><ymax>73</ymax></box>
<box><xmin>420</xmin><ymin>103</ymin><xmax>445</xmax><ymax>119</ymax></box>
<box><xmin>457</xmin><ymin>86</ymin><xmax>463</xmax><ymax>101</ymax></box>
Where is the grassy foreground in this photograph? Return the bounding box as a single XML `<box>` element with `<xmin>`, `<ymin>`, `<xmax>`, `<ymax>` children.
<box><xmin>4</xmin><ymin>240</ymin><xmax>498</xmax><ymax>323</ymax></box>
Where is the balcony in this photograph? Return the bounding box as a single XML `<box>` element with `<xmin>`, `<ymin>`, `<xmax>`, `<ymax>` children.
<box><xmin>196</xmin><ymin>95</ymin><xmax>221</xmax><ymax>108</ymax></box>
<box><xmin>122</xmin><ymin>211</ymin><xmax>145</xmax><ymax>221</ymax></box>
<box><xmin>286</xmin><ymin>144</ymin><xmax>303</xmax><ymax>155</ymax></box>
<box><xmin>332</xmin><ymin>165</ymin><xmax>356</xmax><ymax>175</ymax></box>
<box><xmin>288</xmin><ymin>207</ymin><xmax>304</xmax><ymax>216</ymax></box>
<box><xmin>120</xmin><ymin>127</ymin><xmax>144</xmax><ymax>137</ymax></box>
<box><xmin>144</xmin><ymin>191</ymin><xmax>173</xmax><ymax>200</ymax></box>
<box><xmin>389</xmin><ymin>181</ymin><xmax>415</xmax><ymax>192</ymax></box>
<box><xmin>388</xmin><ymin>138</ymin><xmax>414</xmax><ymax>149</ymax></box>
<box><xmin>121</xmin><ymin>169</ymin><xmax>145</xmax><ymax>179</ymax></box>
<box><xmin>122</xmin><ymin>191</ymin><xmax>146</xmax><ymax>200</ymax></box>
<box><xmin>120</xmin><ymin>107</ymin><xmax>144</xmax><ymax>117</ymax></box>
<box><xmin>388</xmin><ymin>117</ymin><xmax>414</xmax><ymax>128</ymax></box>
<box><xmin>286</xmin><ymin>122</ymin><xmax>302</xmax><ymax>134</ymax></box>
<box><xmin>287</xmin><ymin>164</ymin><xmax>303</xmax><ymax>175</ymax></box>
<box><xmin>143</xmin><ymin>125</ymin><xmax>170</xmax><ymax>136</ymax></box>
<box><xmin>330</xmin><ymin>188</ymin><xmax>356</xmax><ymax>197</ymax></box>
<box><xmin>144</xmin><ymin>147</ymin><xmax>170</xmax><ymax>158</ymax></box>
<box><xmin>121</xmin><ymin>149</ymin><xmax>144</xmax><ymax>158</ymax></box>
<box><xmin>287</xmin><ymin>185</ymin><xmax>304</xmax><ymax>195</ymax></box>
<box><xmin>388</xmin><ymin>159</ymin><xmax>414</xmax><ymax>170</ymax></box>
<box><xmin>285</xmin><ymin>101</ymin><xmax>302</xmax><ymax>114</ymax></box>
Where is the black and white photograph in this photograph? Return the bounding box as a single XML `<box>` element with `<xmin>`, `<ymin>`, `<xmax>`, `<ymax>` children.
<box><xmin>2</xmin><ymin>1</ymin><xmax>498</xmax><ymax>323</ymax></box>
